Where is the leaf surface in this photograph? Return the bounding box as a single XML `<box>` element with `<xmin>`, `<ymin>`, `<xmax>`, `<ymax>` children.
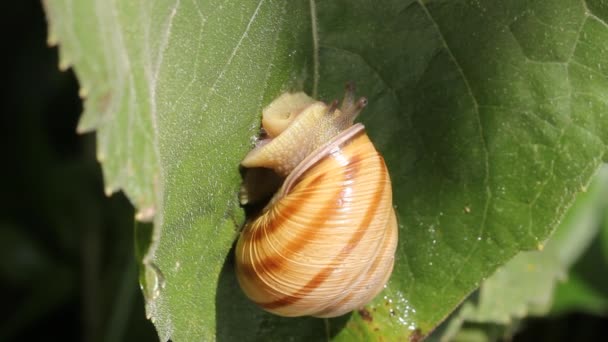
<box><xmin>433</xmin><ymin>166</ymin><xmax>608</xmax><ymax>341</ymax></box>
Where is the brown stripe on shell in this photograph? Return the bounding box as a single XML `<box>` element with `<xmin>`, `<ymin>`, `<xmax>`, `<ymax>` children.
<box><xmin>239</xmin><ymin>155</ymin><xmax>362</xmax><ymax>278</ymax></box>
<box><xmin>256</xmin><ymin>155</ymin><xmax>387</xmax><ymax>310</ymax></box>
<box><xmin>244</xmin><ymin>171</ymin><xmax>328</xmax><ymax>242</ymax></box>
<box><xmin>314</xmin><ymin>206</ymin><xmax>397</xmax><ymax>317</ymax></box>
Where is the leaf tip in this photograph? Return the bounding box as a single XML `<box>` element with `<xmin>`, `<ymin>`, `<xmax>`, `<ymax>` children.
<box><xmin>46</xmin><ymin>33</ymin><xmax>58</xmax><ymax>47</ymax></box>
<box><xmin>58</xmin><ymin>58</ymin><xmax>71</xmax><ymax>71</ymax></box>
<box><xmin>41</xmin><ymin>0</ymin><xmax>57</xmax><ymax>46</ymax></box>
<box><xmin>76</xmin><ymin>120</ymin><xmax>94</xmax><ymax>134</ymax></box>
<box><xmin>136</xmin><ymin>206</ymin><xmax>156</xmax><ymax>222</ymax></box>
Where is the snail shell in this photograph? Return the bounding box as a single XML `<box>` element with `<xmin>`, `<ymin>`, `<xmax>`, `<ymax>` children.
<box><xmin>236</xmin><ymin>86</ymin><xmax>398</xmax><ymax>318</ymax></box>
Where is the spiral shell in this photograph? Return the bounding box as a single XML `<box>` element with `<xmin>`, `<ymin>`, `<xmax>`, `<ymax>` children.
<box><xmin>236</xmin><ymin>86</ymin><xmax>397</xmax><ymax>318</ymax></box>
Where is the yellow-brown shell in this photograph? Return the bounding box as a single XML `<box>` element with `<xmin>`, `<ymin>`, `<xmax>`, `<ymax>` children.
<box><xmin>236</xmin><ymin>87</ymin><xmax>398</xmax><ymax>318</ymax></box>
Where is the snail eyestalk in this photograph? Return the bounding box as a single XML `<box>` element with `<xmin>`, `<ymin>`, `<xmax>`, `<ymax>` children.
<box><xmin>326</xmin><ymin>99</ymin><xmax>340</xmax><ymax>117</ymax></box>
<box><xmin>342</xmin><ymin>82</ymin><xmax>357</xmax><ymax>109</ymax></box>
<box><xmin>337</xmin><ymin>83</ymin><xmax>367</xmax><ymax>128</ymax></box>
<box><xmin>340</xmin><ymin>82</ymin><xmax>358</xmax><ymax>117</ymax></box>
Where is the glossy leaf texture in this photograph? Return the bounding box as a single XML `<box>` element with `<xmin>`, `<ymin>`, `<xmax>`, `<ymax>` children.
<box><xmin>44</xmin><ymin>0</ymin><xmax>608</xmax><ymax>341</ymax></box>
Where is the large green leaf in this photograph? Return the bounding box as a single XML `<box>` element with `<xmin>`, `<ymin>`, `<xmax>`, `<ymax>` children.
<box><xmin>44</xmin><ymin>0</ymin><xmax>608</xmax><ymax>340</ymax></box>
<box><xmin>432</xmin><ymin>166</ymin><xmax>608</xmax><ymax>342</ymax></box>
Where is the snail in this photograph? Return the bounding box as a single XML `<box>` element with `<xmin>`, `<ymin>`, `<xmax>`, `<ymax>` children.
<box><xmin>236</xmin><ymin>84</ymin><xmax>398</xmax><ymax>318</ymax></box>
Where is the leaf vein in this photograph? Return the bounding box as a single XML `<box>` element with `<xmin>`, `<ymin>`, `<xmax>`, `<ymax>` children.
<box><xmin>417</xmin><ymin>0</ymin><xmax>492</xmax><ymax>298</ymax></box>
<box><xmin>309</xmin><ymin>0</ymin><xmax>319</xmax><ymax>98</ymax></box>
<box><xmin>202</xmin><ymin>0</ymin><xmax>265</xmax><ymax>108</ymax></box>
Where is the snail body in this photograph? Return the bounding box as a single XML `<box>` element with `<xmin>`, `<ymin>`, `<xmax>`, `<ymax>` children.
<box><xmin>236</xmin><ymin>86</ymin><xmax>397</xmax><ymax>318</ymax></box>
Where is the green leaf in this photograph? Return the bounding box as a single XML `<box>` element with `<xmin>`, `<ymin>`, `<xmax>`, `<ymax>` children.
<box><xmin>551</xmin><ymin>187</ymin><xmax>608</xmax><ymax>316</ymax></box>
<box><xmin>432</xmin><ymin>166</ymin><xmax>608</xmax><ymax>341</ymax></box>
<box><xmin>551</xmin><ymin>272</ymin><xmax>608</xmax><ymax>316</ymax></box>
<box><xmin>43</xmin><ymin>0</ymin><xmax>160</xmax><ymax>219</ymax></box>
<box><xmin>44</xmin><ymin>0</ymin><xmax>608</xmax><ymax>340</ymax></box>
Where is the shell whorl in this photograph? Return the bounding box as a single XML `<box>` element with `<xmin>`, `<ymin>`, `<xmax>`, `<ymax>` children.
<box><xmin>236</xmin><ymin>87</ymin><xmax>397</xmax><ymax>318</ymax></box>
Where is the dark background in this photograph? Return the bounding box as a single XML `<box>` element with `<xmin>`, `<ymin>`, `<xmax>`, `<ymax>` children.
<box><xmin>0</xmin><ymin>1</ymin><xmax>155</xmax><ymax>341</ymax></box>
<box><xmin>0</xmin><ymin>1</ymin><xmax>605</xmax><ymax>342</ymax></box>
